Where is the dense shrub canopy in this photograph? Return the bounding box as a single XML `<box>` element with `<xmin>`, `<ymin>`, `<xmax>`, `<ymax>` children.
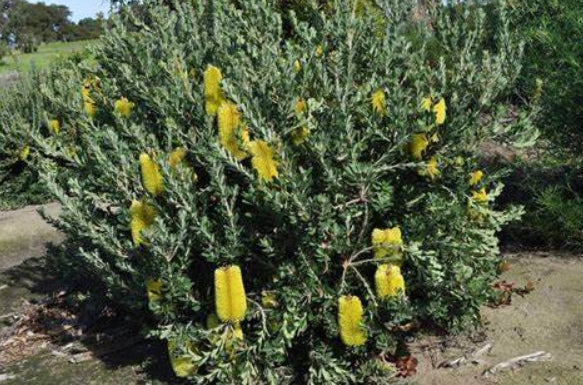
<box><xmin>7</xmin><ymin>0</ymin><xmax>538</xmax><ymax>382</ymax></box>
<box><xmin>508</xmin><ymin>0</ymin><xmax>583</xmax><ymax>152</ymax></box>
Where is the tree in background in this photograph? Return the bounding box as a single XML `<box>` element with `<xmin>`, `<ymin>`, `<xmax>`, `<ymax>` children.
<box><xmin>0</xmin><ymin>0</ymin><xmax>104</xmax><ymax>48</ymax></box>
<box><xmin>508</xmin><ymin>0</ymin><xmax>583</xmax><ymax>153</ymax></box>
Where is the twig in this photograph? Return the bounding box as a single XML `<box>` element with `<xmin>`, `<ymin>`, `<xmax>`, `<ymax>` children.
<box><xmin>350</xmin><ymin>266</ymin><xmax>378</xmax><ymax>307</ymax></box>
<box><xmin>483</xmin><ymin>351</ymin><xmax>551</xmax><ymax>376</ymax></box>
<box><xmin>440</xmin><ymin>342</ymin><xmax>493</xmax><ymax>368</ymax></box>
<box><xmin>247</xmin><ymin>298</ymin><xmax>270</xmax><ymax>337</ymax></box>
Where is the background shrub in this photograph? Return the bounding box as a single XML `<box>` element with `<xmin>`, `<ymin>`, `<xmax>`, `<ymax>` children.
<box><xmin>26</xmin><ymin>0</ymin><xmax>537</xmax><ymax>382</ymax></box>
<box><xmin>508</xmin><ymin>0</ymin><xmax>583</xmax><ymax>153</ymax></box>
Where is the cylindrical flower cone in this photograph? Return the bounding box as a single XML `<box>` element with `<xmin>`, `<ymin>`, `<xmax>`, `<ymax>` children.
<box><xmin>338</xmin><ymin>295</ymin><xmax>367</xmax><ymax>347</ymax></box>
<box><xmin>139</xmin><ymin>153</ymin><xmax>164</xmax><ymax>196</ymax></box>
<box><xmin>375</xmin><ymin>264</ymin><xmax>405</xmax><ymax>299</ymax></box>
<box><xmin>215</xmin><ymin>265</ymin><xmax>247</xmax><ymax>322</ymax></box>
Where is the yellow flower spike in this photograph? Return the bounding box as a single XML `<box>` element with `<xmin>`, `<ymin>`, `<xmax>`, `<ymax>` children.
<box><xmin>217</xmin><ymin>102</ymin><xmax>249</xmax><ymax>160</ymax></box>
<box><xmin>129</xmin><ymin>200</ymin><xmax>157</xmax><ymax>246</ymax></box>
<box><xmin>294</xmin><ymin>98</ymin><xmax>307</xmax><ymax>115</ymax></box>
<box><xmin>215</xmin><ymin>265</ymin><xmax>247</xmax><ymax>322</ymax></box>
<box><xmin>81</xmin><ymin>83</ymin><xmax>97</xmax><ymax>118</ymax></box>
<box><xmin>469</xmin><ymin>170</ymin><xmax>484</xmax><ymax>187</ymax></box>
<box><xmin>168</xmin><ymin>147</ymin><xmax>187</xmax><ymax>169</ymax></box>
<box><xmin>338</xmin><ymin>295</ymin><xmax>367</xmax><ymax>347</ymax></box>
<box><xmin>204</xmin><ymin>65</ymin><xmax>225</xmax><ymax>116</ymax></box>
<box><xmin>146</xmin><ymin>278</ymin><xmax>162</xmax><ymax>302</ymax></box>
<box><xmin>49</xmin><ymin>119</ymin><xmax>61</xmax><ymax>135</ymax></box>
<box><xmin>408</xmin><ymin>133</ymin><xmax>429</xmax><ymax>161</ymax></box>
<box><xmin>472</xmin><ymin>187</ymin><xmax>489</xmax><ymax>205</ymax></box>
<box><xmin>114</xmin><ymin>97</ymin><xmax>135</xmax><ymax>118</ymax></box>
<box><xmin>375</xmin><ymin>264</ymin><xmax>405</xmax><ymax>299</ymax></box>
<box><xmin>371</xmin><ymin>227</ymin><xmax>403</xmax><ymax>259</ymax></box>
<box><xmin>167</xmin><ymin>340</ymin><xmax>198</xmax><ymax>378</ymax></box>
<box><xmin>139</xmin><ymin>153</ymin><xmax>164</xmax><ymax>196</ymax></box>
<box><xmin>18</xmin><ymin>145</ymin><xmax>30</xmax><ymax>161</ymax></box>
<box><xmin>293</xmin><ymin>60</ymin><xmax>301</xmax><ymax>73</ymax></box>
<box><xmin>433</xmin><ymin>98</ymin><xmax>447</xmax><ymax>125</ymax></box>
<box><xmin>248</xmin><ymin>140</ymin><xmax>279</xmax><ymax>182</ymax></box>
<box><xmin>421</xmin><ymin>96</ymin><xmax>432</xmax><ymax>112</ymax></box>
<box><xmin>371</xmin><ymin>89</ymin><xmax>386</xmax><ymax>117</ymax></box>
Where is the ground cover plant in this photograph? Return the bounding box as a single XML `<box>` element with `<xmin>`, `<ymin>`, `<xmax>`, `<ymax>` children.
<box><xmin>21</xmin><ymin>0</ymin><xmax>539</xmax><ymax>382</ymax></box>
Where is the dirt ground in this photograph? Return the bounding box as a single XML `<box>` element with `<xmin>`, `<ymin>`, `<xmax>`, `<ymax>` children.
<box><xmin>0</xmin><ymin>204</ymin><xmax>582</xmax><ymax>384</ymax></box>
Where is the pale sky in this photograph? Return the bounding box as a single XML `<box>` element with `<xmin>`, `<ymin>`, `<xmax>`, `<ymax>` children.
<box><xmin>39</xmin><ymin>0</ymin><xmax>110</xmax><ymax>23</ymax></box>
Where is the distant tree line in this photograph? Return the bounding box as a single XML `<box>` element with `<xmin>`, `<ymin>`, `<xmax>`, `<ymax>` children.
<box><xmin>0</xmin><ymin>0</ymin><xmax>104</xmax><ymax>53</ymax></box>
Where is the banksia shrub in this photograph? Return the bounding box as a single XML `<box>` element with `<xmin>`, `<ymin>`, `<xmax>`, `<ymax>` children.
<box><xmin>35</xmin><ymin>0</ymin><xmax>537</xmax><ymax>382</ymax></box>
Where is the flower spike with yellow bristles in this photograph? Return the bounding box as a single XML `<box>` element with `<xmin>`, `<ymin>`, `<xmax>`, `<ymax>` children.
<box><xmin>338</xmin><ymin>295</ymin><xmax>367</xmax><ymax>347</ymax></box>
<box><xmin>375</xmin><ymin>264</ymin><xmax>405</xmax><ymax>299</ymax></box>
<box><xmin>139</xmin><ymin>153</ymin><xmax>164</xmax><ymax>196</ymax></box>
<box><xmin>215</xmin><ymin>265</ymin><xmax>247</xmax><ymax>322</ymax></box>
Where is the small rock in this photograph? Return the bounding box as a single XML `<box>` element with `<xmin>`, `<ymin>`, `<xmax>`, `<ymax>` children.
<box><xmin>0</xmin><ymin>374</ymin><xmax>16</xmax><ymax>383</ymax></box>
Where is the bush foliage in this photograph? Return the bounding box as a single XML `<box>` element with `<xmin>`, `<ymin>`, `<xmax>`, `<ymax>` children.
<box><xmin>508</xmin><ymin>0</ymin><xmax>583</xmax><ymax>152</ymax></box>
<box><xmin>5</xmin><ymin>0</ymin><xmax>539</xmax><ymax>382</ymax></box>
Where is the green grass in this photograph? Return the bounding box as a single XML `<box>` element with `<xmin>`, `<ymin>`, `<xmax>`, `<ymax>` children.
<box><xmin>0</xmin><ymin>40</ymin><xmax>95</xmax><ymax>74</ymax></box>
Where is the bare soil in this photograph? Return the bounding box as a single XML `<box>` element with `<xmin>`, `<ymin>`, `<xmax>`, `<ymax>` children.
<box><xmin>1</xmin><ymin>204</ymin><xmax>582</xmax><ymax>384</ymax></box>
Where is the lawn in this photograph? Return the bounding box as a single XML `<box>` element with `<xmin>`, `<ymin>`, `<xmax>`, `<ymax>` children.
<box><xmin>0</xmin><ymin>40</ymin><xmax>95</xmax><ymax>74</ymax></box>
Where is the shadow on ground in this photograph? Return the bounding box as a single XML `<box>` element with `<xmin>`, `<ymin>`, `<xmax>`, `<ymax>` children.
<box><xmin>0</xmin><ymin>204</ymin><xmax>180</xmax><ymax>384</ymax></box>
<box><xmin>0</xmin><ymin>256</ymin><xmax>181</xmax><ymax>384</ymax></box>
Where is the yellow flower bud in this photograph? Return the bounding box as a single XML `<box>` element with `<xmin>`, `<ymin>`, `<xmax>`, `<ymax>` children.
<box><xmin>114</xmin><ymin>97</ymin><xmax>135</xmax><ymax>118</ymax></box>
<box><xmin>167</xmin><ymin>340</ymin><xmax>198</xmax><ymax>378</ymax></box>
<box><xmin>215</xmin><ymin>265</ymin><xmax>247</xmax><ymax>322</ymax></box>
<box><xmin>218</xmin><ymin>102</ymin><xmax>249</xmax><ymax>160</ymax></box>
<box><xmin>469</xmin><ymin>170</ymin><xmax>484</xmax><ymax>187</ymax></box>
<box><xmin>471</xmin><ymin>187</ymin><xmax>488</xmax><ymax>204</ymax></box>
<box><xmin>338</xmin><ymin>295</ymin><xmax>367</xmax><ymax>347</ymax></box>
<box><xmin>375</xmin><ymin>264</ymin><xmax>405</xmax><ymax>299</ymax></box>
<box><xmin>372</xmin><ymin>89</ymin><xmax>386</xmax><ymax>117</ymax></box>
<box><xmin>49</xmin><ymin>119</ymin><xmax>61</xmax><ymax>134</ymax></box>
<box><xmin>146</xmin><ymin>278</ymin><xmax>162</xmax><ymax>302</ymax></box>
<box><xmin>294</xmin><ymin>98</ymin><xmax>307</xmax><ymax>115</ymax></box>
<box><xmin>408</xmin><ymin>133</ymin><xmax>429</xmax><ymax>161</ymax></box>
<box><xmin>204</xmin><ymin>65</ymin><xmax>225</xmax><ymax>116</ymax></box>
<box><xmin>421</xmin><ymin>96</ymin><xmax>432</xmax><ymax>112</ymax></box>
<box><xmin>293</xmin><ymin>60</ymin><xmax>301</xmax><ymax>73</ymax></box>
<box><xmin>18</xmin><ymin>145</ymin><xmax>30</xmax><ymax>161</ymax></box>
<box><xmin>168</xmin><ymin>147</ymin><xmax>187</xmax><ymax>169</ymax></box>
<box><xmin>433</xmin><ymin>98</ymin><xmax>446</xmax><ymax>125</ymax></box>
<box><xmin>139</xmin><ymin>153</ymin><xmax>164</xmax><ymax>196</ymax></box>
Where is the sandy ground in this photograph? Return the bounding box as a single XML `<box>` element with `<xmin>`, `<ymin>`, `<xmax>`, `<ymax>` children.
<box><xmin>0</xmin><ymin>203</ymin><xmax>62</xmax><ymax>271</ymax></box>
<box><xmin>0</xmin><ymin>204</ymin><xmax>582</xmax><ymax>384</ymax></box>
<box><xmin>412</xmin><ymin>252</ymin><xmax>583</xmax><ymax>385</ymax></box>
